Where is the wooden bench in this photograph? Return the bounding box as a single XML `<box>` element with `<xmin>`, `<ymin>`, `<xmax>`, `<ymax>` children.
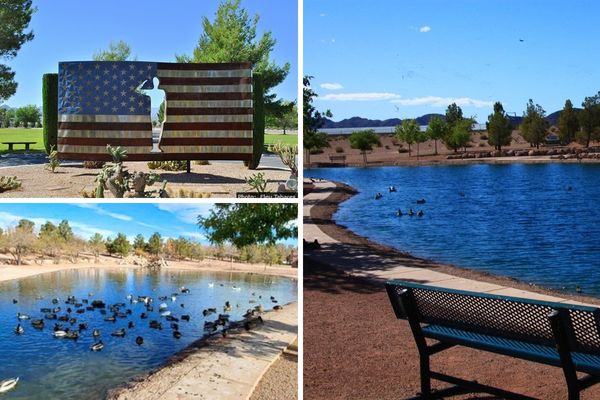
<box><xmin>386</xmin><ymin>280</ymin><xmax>600</xmax><ymax>400</ymax></box>
<box><xmin>2</xmin><ymin>141</ymin><xmax>36</xmax><ymax>151</ymax></box>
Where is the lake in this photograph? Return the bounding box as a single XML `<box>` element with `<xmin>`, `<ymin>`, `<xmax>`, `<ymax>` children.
<box><xmin>0</xmin><ymin>268</ymin><xmax>297</xmax><ymax>400</ymax></box>
<box><xmin>306</xmin><ymin>163</ymin><xmax>600</xmax><ymax>296</ymax></box>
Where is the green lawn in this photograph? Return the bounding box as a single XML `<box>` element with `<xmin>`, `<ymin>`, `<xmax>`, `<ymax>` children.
<box><xmin>0</xmin><ymin>128</ymin><xmax>45</xmax><ymax>153</ymax></box>
<box><xmin>264</xmin><ymin>133</ymin><xmax>298</xmax><ymax>147</ymax></box>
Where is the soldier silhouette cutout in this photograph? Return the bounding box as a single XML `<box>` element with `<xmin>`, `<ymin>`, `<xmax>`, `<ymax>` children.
<box><xmin>136</xmin><ymin>76</ymin><xmax>165</xmax><ymax>153</ymax></box>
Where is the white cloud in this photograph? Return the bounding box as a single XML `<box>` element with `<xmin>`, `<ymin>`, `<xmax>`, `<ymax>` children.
<box><xmin>179</xmin><ymin>231</ymin><xmax>206</xmax><ymax>241</ymax></box>
<box><xmin>320</xmin><ymin>92</ymin><xmax>402</xmax><ymax>101</ymax></box>
<box><xmin>391</xmin><ymin>96</ymin><xmax>493</xmax><ymax>108</ymax></box>
<box><xmin>319</xmin><ymin>13</ymin><xmax>327</xmax><ymax>17</ymax></box>
<box><xmin>156</xmin><ymin>204</ymin><xmax>213</xmax><ymax>224</ymax></box>
<box><xmin>419</xmin><ymin>26</ymin><xmax>431</xmax><ymax>33</ymax></box>
<box><xmin>74</xmin><ymin>204</ymin><xmax>132</xmax><ymax>221</ymax></box>
<box><xmin>320</xmin><ymin>83</ymin><xmax>344</xmax><ymax>90</ymax></box>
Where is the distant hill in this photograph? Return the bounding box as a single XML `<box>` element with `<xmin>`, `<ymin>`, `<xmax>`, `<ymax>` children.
<box><xmin>322</xmin><ymin>109</ymin><xmax>574</xmax><ymax>130</ymax></box>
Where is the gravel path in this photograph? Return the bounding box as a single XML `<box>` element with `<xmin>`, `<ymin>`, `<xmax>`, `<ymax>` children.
<box><xmin>250</xmin><ymin>340</ymin><xmax>298</xmax><ymax>400</ymax></box>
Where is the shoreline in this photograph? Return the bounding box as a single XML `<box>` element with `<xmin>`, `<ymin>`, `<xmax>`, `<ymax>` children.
<box><xmin>305</xmin><ymin>178</ymin><xmax>600</xmax><ymax>306</ymax></box>
<box><xmin>305</xmin><ymin>154</ymin><xmax>600</xmax><ymax>169</ymax></box>
<box><xmin>0</xmin><ymin>255</ymin><xmax>297</xmax><ymax>283</ymax></box>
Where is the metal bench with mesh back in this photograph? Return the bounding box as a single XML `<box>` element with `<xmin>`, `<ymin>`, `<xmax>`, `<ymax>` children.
<box><xmin>385</xmin><ymin>280</ymin><xmax>600</xmax><ymax>400</ymax></box>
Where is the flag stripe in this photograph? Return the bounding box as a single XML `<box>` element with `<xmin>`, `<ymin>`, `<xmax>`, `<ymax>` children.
<box><xmin>58</xmin><ymin>152</ymin><xmax>253</xmax><ymax>161</ymax></box>
<box><xmin>160</xmin><ymin>137</ymin><xmax>252</xmax><ymax>146</ymax></box>
<box><xmin>165</xmin><ymin>115</ymin><xmax>252</xmax><ymax>123</ymax></box>
<box><xmin>161</xmin><ymin>145</ymin><xmax>252</xmax><ymax>153</ymax></box>
<box><xmin>166</xmin><ymin>92</ymin><xmax>253</xmax><ymax>101</ymax></box>
<box><xmin>57</xmin><ymin>130</ymin><xmax>151</xmax><ymax>138</ymax></box>
<box><xmin>162</xmin><ymin>122</ymin><xmax>252</xmax><ymax>131</ymax></box>
<box><xmin>167</xmin><ymin>107</ymin><xmax>253</xmax><ymax>116</ymax></box>
<box><xmin>58</xmin><ymin>114</ymin><xmax>151</xmax><ymax>123</ymax></box>
<box><xmin>57</xmin><ymin>145</ymin><xmax>151</xmax><ymax>154</ymax></box>
<box><xmin>161</xmin><ymin>130</ymin><xmax>252</xmax><ymax>138</ymax></box>
<box><xmin>157</xmin><ymin>69</ymin><xmax>251</xmax><ymax>78</ymax></box>
<box><xmin>58</xmin><ymin>137</ymin><xmax>151</xmax><ymax>146</ymax></box>
<box><xmin>167</xmin><ymin>100</ymin><xmax>252</xmax><ymax>108</ymax></box>
<box><xmin>58</xmin><ymin>122</ymin><xmax>151</xmax><ymax>131</ymax></box>
<box><xmin>159</xmin><ymin>84</ymin><xmax>252</xmax><ymax>93</ymax></box>
<box><xmin>156</xmin><ymin>62</ymin><xmax>252</xmax><ymax>70</ymax></box>
<box><xmin>158</xmin><ymin>77</ymin><xmax>252</xmax><ymax>86</ymax></box>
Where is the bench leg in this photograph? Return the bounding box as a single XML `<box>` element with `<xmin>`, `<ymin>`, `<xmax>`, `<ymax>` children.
<box><xmin>8</xmin><ymin>144</ymin><xmax>13</xmax><ymax>152</ymax></box>
<box><xmin>419</xmin><ymin>353</ymin><xmax>431</xmax><ymax>398</ymax></box>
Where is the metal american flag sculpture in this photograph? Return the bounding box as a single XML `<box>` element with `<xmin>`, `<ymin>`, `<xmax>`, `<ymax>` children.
<box><xmin>57</xmin><ymin>61</ymin><xmax>253</xmax><ymax>162</ymax></box>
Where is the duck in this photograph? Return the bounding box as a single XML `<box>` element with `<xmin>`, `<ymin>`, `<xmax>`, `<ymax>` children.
<box><xmin>160</xmin><ymin>310</ymin><xmax>171</xmax><ymax>317</ymax></box>
<box><xmin>244</xmin><ymin>316</ymin><xmax>264</xmax><ymax>331</ymax></box>
<box><xmin>417</xmin><ymin>210</ymin><xmax>424</xmax><ymax>217</ymax></box>
<box><xmin>396</xmin><ymin>209</ymin><xmax>403</xmax><ymax>217</ymax></box>
<box><xmin>159</xmin><ymin>303</ymin><xmax>168</xmax><ymax>311</ymax></box>
<box><xmin>158</xmin><ymin>296</ymin><xmax>168</xmax><ymax>301</ymax></box>
<box><xmin>64</xmin><ymin>331</ymin><xmax>79</xmax><ymax>340</ymax></box>
<box><xmin>203</xmin><ymin>308</ymin><xmax>217</xmax><ymax>316</ymax></box>
<box><xmin>171</xmin><ymin>295</ymin><xmax>177</xmax><ymax>302</ymax></box>
<box><xmin>45</xmin><ymin>313</ymin><xmax>57</xmax><ymax>320</ymax></box>
<box><xmin>165</xmin><ymin>315</ymin><xmax>178</xmax><ymax>321</ymax></box>
<box><xmin>78</xmin><ymin>323</ymin><xmax>88</xmax><ymax>331</ymax></box>
<box><xmin>53</xmin><ymin>330</ymin><xmax>68</xmax><ymax>338</ymax></box>
<box><xmin>149</xmin><ymin>320</ymin><xmax>162</xmax><ymax>330</ymax></box>
<box><xmin>374</xmin><ymin>192</ymin><xmax>383</xmax><ymax>200</ymax></box>
<box><xmin>416</xmin><ymin>198</ymin><xmax>426</xmax><ymax>204</ymax></box>
<box><xmin>208</xmin><ymin>283</ymin><xmax>214</xmax><ymax>288</ymax></box>
<box><xmin>76</xmin><ymin>309</ymin><xmax>85</xmax><ymax>314</ymax></box>
<box><xmin>181</xmin><ymin>315</ymin><xmax>190</xmax><ymax>322</ymax></box>
<box><xmin>0</xmin><ymin>377</ymin><xmax>18</xmax><ymax>393</ymax></box>
<box><xmin>204</xmin><ymin>321</ymin><xmax>217</xmax><ymax>331</ymax></box>
<box><xmin>232</xmin><ymin>286</ymin><xmax>241</xmax><ymax>292</ymax></box>
<box><xmin>14</xmin><ymin>324</ymin><xmax>24</xmax><ymax>335</ymax></box>
<box><xmin>90</xmin><ymin>341</ymin><xmax>104</xmax><ymax>352</ymax></box>
<box><xmin>224</xmin><ymin>301</ymin><xmax>232</xmax><ymax>312</ymax></box>
<box><xmin>128</xmin><ymin>321</ymin><xmax>135</xmax><ymax>329</ymax></box>
<box><xmin>140</xmin><ymin>312</ymin><xmax>148</xmax><ymax>319</ymax></box>
<box><xmin>111</xmin><ymin>328</ymin><xmax>126</xmax><ymax>337</ymax></box>
<box><xmin>31</xmin><ymin>319</ymin><xmax>44</xmax><ymax>329</ymax></box>
<box><xmin>51</xmin><ymin>298</ymin><xmax>59</xmax><ymax>304</ymax></box>
<box><xmin>171</xmin><ymin>322</ymin><xmax>179</xmax><ymax>330</ymax></box>
<box><xmin>104</xmin><ymin>315</ymin><xmax>116</xmax><ymax>322</ymax></box>
<box><xmin>181</xmin><ymin>287</ymin><xmax>190</xmax><ymax>294</ymax></box>
<box><xmin>40</xmin><ymin>307</ymin><xmax>51</xmax><ymax>313</ymax></box>
<box><xmin>11</xmin><ymin>299</ymin><xmax>17</xmax><ymax>304</ymax></box>
<box><xmin>17</xmin><ymin>312</ymin><xmax>30</xmax><ymax>320</ymax></box>
<box><xmin>389</xmin><ymin>186</ymin><xmax>397</xmax><ymax>192</ymax></box>
<box><xmin>93</xmin><ymin>329</ymin><xmax>101</xmax><ymax>337</ymax></box>
<box><xmin>408</xmin><ymin>208</ymin><xmax>415</xmax><ymax>217</ymax></box>
<box><xmin>135</xmin><ymin>336</ymin><xmax>144</xmax><ymax>346</ymax></box>
<box><xmin>173</xmin><ymin>330</ymin><xmax>182</xmax><ymax>339</ymax></box>
<box><xmin>273</xmin><ymin>305</ymin><xmax>283</xmax><ymax>311</ymax></box>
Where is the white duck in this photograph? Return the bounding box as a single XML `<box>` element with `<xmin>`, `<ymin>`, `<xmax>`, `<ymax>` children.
<box><xmin>0</xmin><ymin>377</ymin><xmax>18</xmax><ymax>393</ymax></box>
<box><xmin>53</xmin><ymin>330</ymin><xmax>67</xmax><ymax>337</ymax></box>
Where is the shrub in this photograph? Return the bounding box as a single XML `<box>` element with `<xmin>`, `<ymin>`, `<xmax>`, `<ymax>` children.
<box><xmin>335</xmin><ymin>146</ymin><xmax>344</xmax><ymax>153</ymax></box>
<box><xmin>46</xmin><ymin>145</ymin><xmax>60</xmax><ymax>173</ymax></box>
<box><xmin>480</xmin><ymin>134</ymin><xmax>488</xmax><ymax>140</ymax></box>
<box><xmin>0</xmin><ymin>176</ymin><xmax>21</xmax><ymax>193</ymax></box>
<box><xmin>398</xmin><ymin>148</ymin><xmax>409</xmax><ymax>153</ymax></box>
<box><xmin>245</xmin><ymin>172</ymin><xmax>268</xmax><ymax>193</ymax></box>
<box><xmin>83</xmin><ymin>161</ymin><xmax>105</xmax><ymax>169</ymax></box>
<box><xmin>42</xmin><ymin>73</ymin><xmax>58</xmax><ymax>154</ymax></box>
<box><xmin>309</xmin><ymin>149</ymin><xmax>324</xmax><ymax>154</ymax></box>
<box><xmin>147</xmin><ymin>160</ymin><xmax>187</xmax><ymax>171</ymax></box>
<box><xmin>385</xmin><ymin>145</ymin><xmax>391</xmax><ymax>150</ymax></box>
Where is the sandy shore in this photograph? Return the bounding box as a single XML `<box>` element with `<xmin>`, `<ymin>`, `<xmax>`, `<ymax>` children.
<box><xmin>0</xmin><ymin>255</ymin><xmax>297</xmax><ymax>283</ymax></box>
<box><xmin>0</xmin><ymin>161</ymin><xmax>291</xmax><ymax>198</ymax></box>
<box><xmin>303</xmin><ymin>179</ymin><xmax>600</xmax><ymax>399</ymax></box>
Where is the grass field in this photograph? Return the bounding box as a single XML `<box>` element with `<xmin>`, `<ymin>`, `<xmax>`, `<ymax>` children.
<box><xmin>0</xmin><ymin>128</ymin><xmax>298</xmax><ymax>153</ymax></box>
<box><xmin>264</xmin><ymin>133</ymin><xmax>298</xmax><ymax>147</ymax></box>
<box><xmin>0</xmin><ymin>128</ymin><xmax>45</xmax><ymax>153</ymax></box>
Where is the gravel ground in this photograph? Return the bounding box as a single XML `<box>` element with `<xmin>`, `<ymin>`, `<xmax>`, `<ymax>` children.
<box><xmin>250</xmin><ymin>340</ymin><xmax>298</xmax><ymax>400</ymax></box>
<box><xmin>0</xmin><ymin>161</ymin><xmax>291</xmax><ymax>198</ymax></box>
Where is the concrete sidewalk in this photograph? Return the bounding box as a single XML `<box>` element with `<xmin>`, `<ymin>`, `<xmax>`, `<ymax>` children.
<box><xmin>112</xmin><ymin>303</ymin><xmax>298</xmax><ymax>400</ymax></box>
<box><xmin>304</xmin><ymin>180</ymin><xmax>592</xmax><ymax>306</ymax></box>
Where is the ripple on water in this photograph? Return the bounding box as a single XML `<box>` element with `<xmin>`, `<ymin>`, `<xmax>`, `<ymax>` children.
<box><xmin>307</xmin><ymin>163</ymin><xmax>600</xmax><ymax>296</ymax></box>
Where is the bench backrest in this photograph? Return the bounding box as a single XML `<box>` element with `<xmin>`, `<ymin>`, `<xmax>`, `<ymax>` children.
<box><xmin>386</xmin><ymin>280</ymin><xmax>600</xmax><ymax>354</ymax></box>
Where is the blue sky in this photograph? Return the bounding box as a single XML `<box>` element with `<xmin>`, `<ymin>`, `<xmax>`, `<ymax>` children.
<box><xmin>4</xmin><ymin>0</ymin><xmax>297</xmax><ymax>108</ymax></box>
<box><xmin>0</xmin><ymin>203</ymin><xmax>297</xmax><ymax>245</ymax></box>
<box><xmin>305</xmin><ymin>0</ymin><xmax>600</xmax><ymax>122</ymax></box>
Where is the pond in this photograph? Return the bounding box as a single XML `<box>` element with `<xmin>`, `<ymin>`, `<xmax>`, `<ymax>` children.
<box><xmin>306</xmin><ymin>163</ymin><xmax>600</xmax><ymax>296</ymax></box>
<box><xmin>0</xmin><ymin>267</ymin><xmax>297</xmax><ymax>399</ymax></box>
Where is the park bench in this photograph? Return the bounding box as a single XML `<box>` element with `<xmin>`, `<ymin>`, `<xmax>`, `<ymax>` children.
<box><xmin>385</xmin><ymin>280</ymin><xmax>600</xmax><ymax>400</ymax></box>
<box><xmin>2</xmin><ymin>141</ymin><xmax>36</xmax><ymax>152</ymax></box>
<box><xmin>329</xmin><ymin>155</ymin><xmax>346</xmax><ymax>165</ymax></box>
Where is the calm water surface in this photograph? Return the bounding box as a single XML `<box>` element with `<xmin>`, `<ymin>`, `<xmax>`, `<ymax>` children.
<box><xmin>307</xmin><ymin>164</ymin><xmax>600</xmax><ymax>296</ymax></box>
<box><xmin>0</xmin><ymin>268</ymin><xmax>296</xmax><ymax>399</ymax></box>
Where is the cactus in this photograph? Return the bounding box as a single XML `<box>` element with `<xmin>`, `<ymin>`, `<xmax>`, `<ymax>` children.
<box><xmin>245</xmin><ymin>172</ymin><xmax>268</xmax><ymax>193</ymax></box>
<box><xmin>46</xmin><ymin>145</ymin><xmax>60</xmax><ymax>173</ymax></box>
<box><xmin>0</xmin><ymin>176</ymin><xmax>22</xmax><ymax>193</ymax></box>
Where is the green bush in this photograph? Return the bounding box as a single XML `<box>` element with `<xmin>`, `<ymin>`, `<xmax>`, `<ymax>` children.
<box><xmin>0</xmin><ymin>176</ymin><xmax>22</xmax><ymax>193</ymax></box>
<box><xmin>42</xmin><ymin>73</ymin><xmax>58</xmax><ymax>155</ymax></box>
<box><xmin>147</xmin><ymin>160</ymin><xmax>187</xmax><ymax>171</ymax></box>
<box><xmin>247</xmin><ymin>73</ymin><xmax>264</xmax><ymax>169</ymax></box>
<box><xmin>335</xmin><ymin>146</ymin><xmax>344</xmax><ymax>153</ymax></box>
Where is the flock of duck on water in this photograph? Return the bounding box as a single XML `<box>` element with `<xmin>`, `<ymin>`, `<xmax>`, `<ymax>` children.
<box><xmin>0</xmin><ymin>283</ymin><xmax>282</xmax><ymax>393</ymax></box>
<box><xmin>374</xmin><ymin>186</ymin><xmax>426</xmax><ymax>217</ymax></box>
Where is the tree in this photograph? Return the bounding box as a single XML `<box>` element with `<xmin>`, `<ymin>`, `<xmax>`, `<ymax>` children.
<box><xmin>577</xmin><ymin>93</ymin><xmax>600</xmax><ymax>148</ymax></box>
<box><xmin>17</xmin><ymin>219</ymin><xmax>34</xmax><ymax>233</ymax></box>
<box><xmin>39</xmin><ymin>221</ymin><xmax>57</xmax><ymax>237</ymax></box>
<box><xmin>93</xmin><ymin>40</ymin><xmax>135</xmax><ymax>61</ymax></box>
<box><xmin>303</xmin><ymin>76</ymin><xmax>331</xmax><ymax>165</ymax></box>
<box><xmin>107</xmin><ymin>233</ymin><xmax>130</xmax><ymax>258</ymax></box>
<box><xmin>486</xmin><ymin>101</ymin><xmax>513</xmax><ymax>152</ymax></box>
<box><xmin>443</xmin><ymin>118</ymin><xmax>472</xmax><ymax>152</ymax></box>
<box><xmin>3</xmin><ymin>226</ymin><xmax>35</xmax><ymax>265</ymax></box>
<box><xmin>445</xmin><ymin>103</ymin><xmax>464</xmax><ymax>128</ymax></box>
<box><xmin>520</xmin><ymin>99</ymin><xmax>549</xmax><ymax>149</ymax></box>
<box><xmin>426</xmin><ymin>116</ymin><xmax>448</xmax><ymax>155</ymax></box>
<box><xmin>349</xmin><ymin>129</ymin><xmax>381</xmax><ymax>165</ymax></box>
<box><xmin>156</xmin><ymin>101</ymin><xmax>165</xmax><ymax>124</ymax></box>
<box><xmin>266</xmin><ymin>101</ymin><xmax>297</xmax><ymax>134</ymax></box>
<box><xmin>88</xmin><ymin>233</ymin><xmax>105</xmax><ymax>262</ymax></box>
<box><xmin>395</xmin><ymin>119</ymin><xmax>419</xmax><ymax>156</ymax></box>
<box><xmin>199</xmin><ymin>204</ymin><xmax>297</xmax><ymax>248</ymax></box>
<box><xmin>57</xmin><ymin>220</ymin><xmax>73</xmax><ymax>241</ymax></box>
<box><xmin>133</xmin><ymin>234</ymin><xmax>145</xmax><ymax>250</ymax></box>
<box><xmin>14</xmin><ymin>105</ymin><xmax>40</xmax><ymax>127</ymax></box>
<box><xmin>558</xmin><ymin>99</ymin><xmax>579</xmax><ymax>145</ymax></box>
<box><xmin>176</xmin><ymin>0</ymin><xmax>290</xmax><ymax>118</ymax></box>
<box><xmin>0</xmin><ymin>0</ymin><xmax>35</xmax><ymax>101</ymax></box>
<box><xmin>147</xmin><ymin>232</ymin><xmax>163</xmax><ymax>256</ymax></box>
